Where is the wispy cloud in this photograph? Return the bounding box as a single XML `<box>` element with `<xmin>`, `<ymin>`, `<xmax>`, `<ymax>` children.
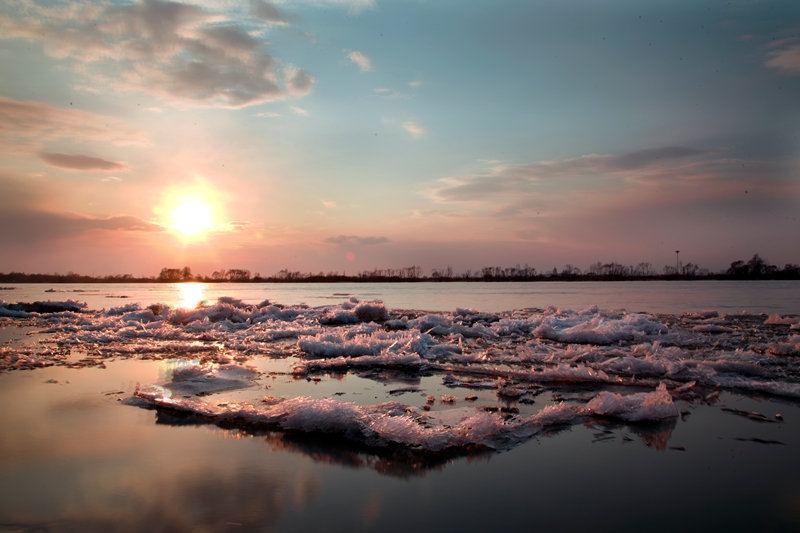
<box><xmin>255</xmin><ymin>111</ymin><xmax>281</xmax><ymax>118</ymax></box>
<box><xmin>249</xmin><ymin>0</ymin><xmax>289</xmax><ymax>24</ymax></box>
<box><xmin>408</xmin><ymin>80</ymin><xmax>422</xmax><ymax>87</ymax></box>
<box><xmin>766</xmin><ymin>42</ymin><xmax>800</xmax><ymax>74</ymax></box>
<box><xmin>291</xmin><ymin>106</ymin><xmax>309</xmax><ymax>116</ymax></box>
<box><xmin>322</xmin><ymin>200</ymin><xmax>337</xmax><ymax>208</ymax></box>
<box><xmin>428</xmin><ymin>146</ymin><xmax>712</xmax><ymax>202</ymax></box>
<box><xmin>298</xmin><ymin>0</ymin><xmax>375</xmax><ymax>14</ymax></box>
<box><xmin>323</xmin><ymin>235</ymin><xmax>389</xmax><ymax>245</ymax></box>
<box><xmin>0</xmin><ymin>0</ymin><xmax>314</xmax><ymax>108</ymax></box>
<box><xmin>402</xmin><ymin>121</ymin><xmax>425</xmax><ymax>138</ymax></box>
<box><xmin>349</xmin><ymin>51</ymin><xmax>372</xmax><ymax>72</ymax></box>
<box><xmin>0</xmin><ymin>96</ymin><xmax>145</xmax><ymax>151</ymax></box>
<box><xmin>0</xmin><ymin>213</ymin><xmax>164</xmax><ymax>244</ymax></box>
<box><xmin>40</xmin><ymin>153</ymin><xmax>128</xmax><ymax>172</ymax></box>
<box><xmin>0</xmin><ymin>173</ymin><xmax>162</xmax><ymax>244</ymax></box>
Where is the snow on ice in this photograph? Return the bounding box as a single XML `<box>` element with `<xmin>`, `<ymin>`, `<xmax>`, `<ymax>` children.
<box><xmin>2</xmin><ymin>296</ymin><xmax>800</xmax><ymax>451</ymax></box>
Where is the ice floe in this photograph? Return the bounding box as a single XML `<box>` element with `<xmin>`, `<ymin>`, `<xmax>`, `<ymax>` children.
<box><xmin>131</xmin><ymin>375</ymin><xmax>679</xmax><ymax>451</ymax></box>
<box><xmin>3</xmin><ymin>295</ymin><xmax>800</xmax><ymax>452</ymax></box>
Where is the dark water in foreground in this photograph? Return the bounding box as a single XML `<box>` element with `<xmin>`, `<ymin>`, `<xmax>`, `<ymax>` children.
<box><xmin>1</xmin><ymin>282</ymin><xmax>799</xmax><ymax>532</ymax></box>
<box><xmin>1</xmin><ymin>362</ymin><xmax>798</xmax><ymax>532</ymax></box>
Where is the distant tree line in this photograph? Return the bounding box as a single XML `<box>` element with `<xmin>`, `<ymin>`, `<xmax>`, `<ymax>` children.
<box><xmin>1</xmin><ymin>254</ymin><xmax>798</xmax><ymax>283</ymax></box>
<box><xmin>725</xmin><ymin>254</ymin><xmax>800</xmax><ymax>280</ymax></box>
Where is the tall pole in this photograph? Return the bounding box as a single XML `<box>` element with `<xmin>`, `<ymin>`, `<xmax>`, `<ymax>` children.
<box><xmin>675</xmin><ymin>250</ymin><xmax>680</xmax><ymax>275</ymax></box>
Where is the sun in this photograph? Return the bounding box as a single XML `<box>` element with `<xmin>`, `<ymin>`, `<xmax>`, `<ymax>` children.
<box><xmin>155</xmin><ymin>178</ymin><xmax>229</xmax><ymax>239</ymax></box>
<box><xmin>171</xmin><ymin>200</ymin><xmax>212</xmax><ymax>236</ymax></box>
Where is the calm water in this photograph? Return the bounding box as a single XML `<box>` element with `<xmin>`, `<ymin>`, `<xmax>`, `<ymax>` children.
<box><xmin>1</xmin><ymin>282</ymin><xmax>799</xmax><ymax>532</ymax></box>
<box><xmin>1</xmin><ymin>363</ymin><xmax>798</xmax><ymax>532</ymax></box>
<box><xmin>2</xmin><ymin>279</ymin><xmax>799</xmax><ymax>314</ymax></box>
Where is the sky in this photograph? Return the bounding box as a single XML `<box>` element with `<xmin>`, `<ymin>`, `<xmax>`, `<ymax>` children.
<box><xmin>0</xmin><ymin>0</ymin><xmax>798</xmax><ymax>277</ymax></box>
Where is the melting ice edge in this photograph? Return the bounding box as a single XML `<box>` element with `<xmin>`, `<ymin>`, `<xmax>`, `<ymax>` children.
<box><xmin>2</xmin><ymin>296</ymin><xmax>800</xmax><ymax>452</ymax></box>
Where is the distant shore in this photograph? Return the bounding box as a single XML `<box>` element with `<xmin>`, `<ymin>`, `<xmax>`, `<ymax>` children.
<box><xmin>1</xmin><ymin>274</ymin><xmax>799</xmax><ymax>284</ymax></box>
<box><xmin>2</xmin><ymin>254</ymin><xmax>798</xmax><ymax>284</ymax></box>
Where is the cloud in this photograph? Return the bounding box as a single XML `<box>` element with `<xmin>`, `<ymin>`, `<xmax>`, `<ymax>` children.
<box><xmin>0</xmin><ymin>173</ymin><xmax>162</xmax><ymax>244</ymax></box>
<box><xmin>408</xmin><ymin>81</ymin><xmax>422</xmax><ymax>87</ymax></box>
<box><xmin>0</xmin><ymin>212</ymin><xmax>163</xmax><ymax>244</ymax></box>
<box><xmin>431</xmin><ymin>175</ymin><xmax>526</xmax><ymax>202</ymax></box>
<box><xmin>228</xmin><ymin>220</ymin><xmax>250</xmax><ymax>230</ymax></box>
<box><xmin>611</xmin><ymin>146</ymin><xmax>707</xmax><ymax>170</ymax></box>
<box><xmin>323</xmin><ymin>235</ymin><xmax>389</xmax><ymax>245</ymax></box>
<box><xmin>0</xmin><ymin>96</ymin><xmax>145</xmax><ymax>151</ymax></box>
<box><xmin>291</xmin><ymin>106</ymin><xmax>309</xmax><ymax>116</ymax></box>
<box><xmin>426</xmin><ymin>145</ymin><xmax>765</xmax><ymax>211</ymax></box>
<box><xmin>73</xmin><ymin>215</ymin><xmax>162</xmax><ymax>232</ymax></box>
<box><xmin>766</xmin><ymin>44</ymin><xmax>800</xmax><ymax>74</ymax></box>
<box><xmin>40</xmin><ymin>153</ymin><xmax>128</xmax><ymax>172</ymax></box>
<box><xmin>0</xmin><ymin>0</ymin><xmax>314</xmax><ymax>108</ymax></box>
<box><xmin>430</xmin><ymin>146</ymin><xmax>712</xmax><ymax>202</ymax></box>
<box><xmin>296</xmin><ymin>0</ymin><xmax>375</xmax><ymax>14</ymax></box>
<box><xmin>249</xmin><ymin>0</ymin><xmax>289</xmax><ymax>23</ymax></box>
<box><xmin>255</xmin><ymin>111</ymin><xmax>281</xmax><ymax>117</ymax></box>
<box><xmin>285</xmin><ymin>66</ymin><xmax>315</xmax><ymax>95</ymax></box>
<box><xmin>322</xmin><ymin>200</ymin><xmax>337</xmax><ymax>208</ymax></box>
<box><xmin>349</xmin><ymin>51</ymin><xmax>372</xmax><ymax>72</ymax></box>
<box><xmin>402</xmin><ymin>121</ymin><xmax>425</xmax><ymax>138</ymax></box>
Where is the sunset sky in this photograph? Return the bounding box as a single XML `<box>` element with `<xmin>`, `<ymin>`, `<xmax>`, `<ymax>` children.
<box><xmin>0</xmin><ymin>0</ymin><xmax>798</xmax><ymax>277</ymax></box>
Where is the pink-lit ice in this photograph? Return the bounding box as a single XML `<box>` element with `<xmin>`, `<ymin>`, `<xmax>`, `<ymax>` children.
<box><xmin>3</xmin><ymin>297</ymin><xmax>800</xmax><ymax>405</ymax></box>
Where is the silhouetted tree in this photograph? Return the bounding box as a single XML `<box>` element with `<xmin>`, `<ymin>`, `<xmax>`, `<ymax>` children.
<box><xmin>681</xmin><ymin>262</ymin><xmax>698</xmax><ymax>276</ymax></box>
<box><xmin>227</xmin><ymin>269</ymin><xmax>251</xmax><ymax>281</ymax></box>
<box><xmin>158</xmin><ymin>268</ymin><xmax>182</xmax><ymax>281</ymax></box>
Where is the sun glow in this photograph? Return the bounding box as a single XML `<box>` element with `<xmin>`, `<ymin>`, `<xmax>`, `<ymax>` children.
<box><xmin>179</xmin><ymin>282</ymin><xmax>205</xmax><ymax>309</ymax></box>
<box><xmin>172</xmin><ymin>200</ymin><xmax>212</xmax><ymax>236</ymax></box>
<box><xmin>155</xmin><ymin>178</ymin><xmax>228</xmax><ymax>239</ymax></box>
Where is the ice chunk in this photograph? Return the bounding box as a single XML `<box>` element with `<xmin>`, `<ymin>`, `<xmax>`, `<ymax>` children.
<box><xmin>353</xmin><ymin>300</ymin><xmax>389</xmax><ymax>322</ymax></box>
<box><xmin>292</xmin><ymin>351</ymin><xmax>425</xmax><ymax>374</ymax></box>
<box><xmin>765</xmin><ymin>314</ymin><xmax>800</xmax><ymax>326</ymax></box>
<box><xmin>319</xmin><ymin>309</ymin><xmax>360</xmax><ymax>324</ymax></box>
<box><xmin>586</xmin><ymin>383</ymin><xmax>678</xmax><ymax>421</ymax></box>
<box><xmin>297</xmin><ymin>329</ymin><xmax>431</xmax><ymax>358</ymax></box>
<box><xmin>0</xmin><ymin>299</ymin><xmax>87</xmax><ymax>315</ymax></box>
<box><xmin>131</xmin><ymin>390</ymin><xmax>549</xmax><ymax>451</ymax></box>
<box><xmin>533</xmin><ymin>314</ymin><xmax>666</xmax><ymax>345</ymax></box>
<box><xmin>692</xmin><ymin>324</ymin><xmax>733</xmax><ymax>333</ymax></box>
<box><xmin>165</xmin><ymin>362</ymin><xmax>260</xmax><ymax>396</ymax></box>
<box><xmin>686</xmin><ymin>310</ymin><xmax>719</xmax><ymax>319</ymax></box>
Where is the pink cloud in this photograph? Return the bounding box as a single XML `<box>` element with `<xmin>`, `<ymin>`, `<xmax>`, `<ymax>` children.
<box><xmin>766</xmin><ymin>44</ymin><xmax>800</xmax><ymax>74</ymax></box>
<box><xmin>0</xmin><ymin>96</ymin><xmax>145</xmax><ymax>151</ymax></box>
<box><xmin>40</xmin><ymin>153</ymin><xmax>128</xmax><ymax>172</ymax></box>
<box><xmin>349</xmin><ymin>51</ymin><xmax>372</xmax><ymax>72</ymax></box>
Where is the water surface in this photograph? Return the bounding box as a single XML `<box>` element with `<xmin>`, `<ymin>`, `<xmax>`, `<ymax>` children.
<box><xmin>3</xmin><ymin>279</ymin><xmax>799</xmax><ymax>314</ymax></box>
<box><xmin>1</xmin><ymin>283</ymin><xmax>799</xmax><ymax>532</ymax></box>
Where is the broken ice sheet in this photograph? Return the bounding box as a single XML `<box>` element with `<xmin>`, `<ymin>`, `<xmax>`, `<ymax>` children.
<box><xmin>159</xmin><ymin>361</ymin><xmax>261</xmax><ymax>397</ymax></box>
<box><xmin>131</xmin><ymin>371</ymin><xmax>682</xmax><ymax>454</ymax></box>
<box><xmin>4</xmin><ymin>296</ymin><xmax>800</xmax><ymax>460</ymax></box>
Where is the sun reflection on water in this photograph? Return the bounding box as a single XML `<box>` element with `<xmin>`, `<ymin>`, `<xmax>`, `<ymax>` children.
<box><xmin>178</xmin><ymin>282</ymin><xmax>205</xmax><ymax>309</ymax></box>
